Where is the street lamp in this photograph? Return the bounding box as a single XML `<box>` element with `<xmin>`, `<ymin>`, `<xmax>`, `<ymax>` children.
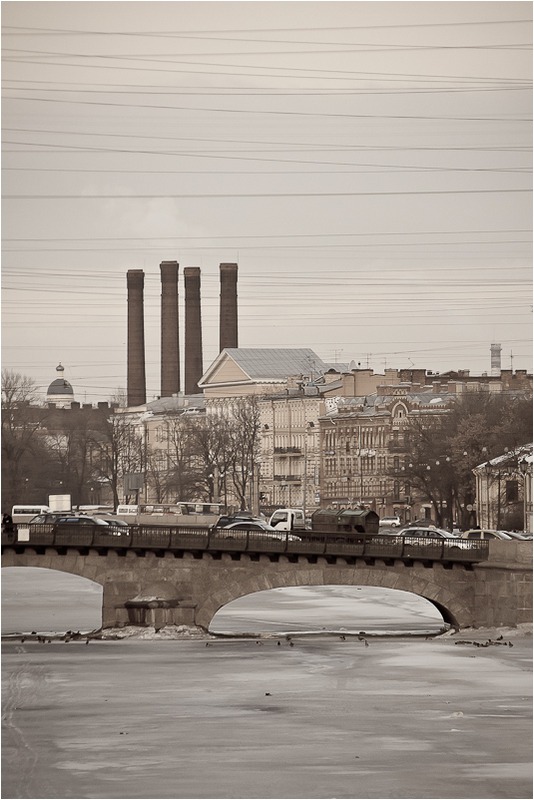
<box><xmin>519</xmin><ymin>459</ymin><xmax>530</xmax><ymax>533</ymax></box>
<box><xmin>302</xmin><ymin>422</ymin><xmax>314</xmax><ymax>520</ymax></box>
<box><xmin>484</xmin><ymin>461</ymin><xmax>492</xmax><ymax>528</ymax></box>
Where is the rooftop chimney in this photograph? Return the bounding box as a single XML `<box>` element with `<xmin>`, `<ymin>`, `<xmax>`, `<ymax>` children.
<box><xmin>219</xmin><ymin>262</ymin><xmax>238</xmax><ymax>351</ymax></box>
<box><xmin>127</xmin><ymin>270</ymin><xmax>146</xmax><ymax>406</ymax></box>
<box><xmin>184</xmin><ymin>267</ymin><xmax>203</xmax><ymax>394</ymax></box>
<box><xmin>160</xmin><ymin>261</ymin><xmax>180</xmax><ymax>397</ymax></box>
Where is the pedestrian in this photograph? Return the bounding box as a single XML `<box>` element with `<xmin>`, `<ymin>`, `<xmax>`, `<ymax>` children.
<box><xmin>2</xmin><ymin>512</ymin><xmax>14</xmax><ymax>533</ymax></box>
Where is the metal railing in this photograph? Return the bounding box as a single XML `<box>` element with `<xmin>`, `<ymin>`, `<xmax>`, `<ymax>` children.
<box><xmin>2</xmin><ymin>523</ymin><xmax>490</xmax><ymax>563</ymax></box>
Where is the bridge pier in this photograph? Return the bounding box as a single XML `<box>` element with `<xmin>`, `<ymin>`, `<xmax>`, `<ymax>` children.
<box><xmin>102</xmin><ymin>579</ymin><xmax>197</xmax><ymax>630</ymax></box>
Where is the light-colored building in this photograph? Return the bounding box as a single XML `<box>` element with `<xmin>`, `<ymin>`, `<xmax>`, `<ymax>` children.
<box><xmin>473</xmin><ymin>444</ymin><xmax>533</xmax><ymax>532</ymax></box>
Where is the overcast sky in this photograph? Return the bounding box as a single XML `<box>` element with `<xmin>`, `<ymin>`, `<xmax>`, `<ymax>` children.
<box><xmin>2</xmin><ymin>1</ymin><xmax>532</xmax><ymax>403</ymax></box>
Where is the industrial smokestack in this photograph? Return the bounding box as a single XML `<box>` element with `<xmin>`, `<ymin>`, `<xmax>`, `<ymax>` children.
<box><xmin>490</xmin><ymin>343</ymin><xmax>502</xmax><ymax>376</ymax></box>
<box><xmin>160</xmin><ymin>261</ymin><xmax>180</xmax><ymax>397</ymax></box>
<box><xmin>219</xmin><ymin>262</ymin><xmax>238</xmax><ymax>352</ymax></box>
<box><xmin>127</xmin><ymin>269</ymin><xmax>146</xmax><ymax>406</ymax></box>
<box><xmin>184</xmin><ymin>267</ymin><xmax>203</xmax><ymax>394</ymax></box>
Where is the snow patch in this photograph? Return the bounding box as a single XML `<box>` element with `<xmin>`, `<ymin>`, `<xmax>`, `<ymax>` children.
<box><xmin>439</xmin><ymin>623</ymin><xmax>532</xmax><ymax>640</ymax></box>
<box><xmin>100</xmin><ymin>625</ymin><xmax>209</xmax><ymax>640</ymax></box>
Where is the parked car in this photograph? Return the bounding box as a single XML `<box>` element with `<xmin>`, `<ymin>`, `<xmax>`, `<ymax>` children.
<box><xmin>400</xmin><ymin>527</ymin><xmax>472</xmax><ymax>550</ymax></box>
<box><xmin>460</xmin><ymin>529</ymin><xmax>514</xmax><ymax>541</ymax></box>
<box><xmin>214</xmin><ymin>512</ymin><xmax>265</xmax><ymax>528</ymax></box>
<box><xmin>31</xmin><ymin>514</ymin><xmax>126</xmax><ymax>536</ymax></box>
<box><xmin>217</xmin><ymin>521</ymin><xmax>301</xmax><ymax>541</ymax></box>
<box><xmin>399</xmin><ymin>527</ymin><xmax>461</xmax><ymax>540</ymax></box>
<box><xmin>29</xmin><ymin>512</ymin><xmax>72</xmax><ymax>524</ymax></box>
<box><xmin>379</xmin><ymin>515</ymin><xmax>401</xmax><ymax>528</ymax></box>
<box><xmin>501</xmin><ymin>530</ymin><xmax>533</xmax><ymax>541</ymax></box>
<box><xmin>94</xmin><ymin>515</ymin><xmax>131</xmax><ymax>532</ymax></box>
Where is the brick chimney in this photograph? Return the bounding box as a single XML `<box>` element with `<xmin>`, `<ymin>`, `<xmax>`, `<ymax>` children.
<box><xmin>127</xmin><ymin>269</ymin><xmax>146</xmax><ymax>406</ymax></box>
<box><xmin>160</xmin><ymin>261</ymin><xmax>180</xmax><ymax>397</ymax></box>
<box><xmin>184</xmin><ymin>267</ymin><xmax>203</xmax><ymax>394</ymax></box>
<box><xmin>219</xmin><ymin>262</ymin><xmax>238</xmax><ymax>352</ymax></box>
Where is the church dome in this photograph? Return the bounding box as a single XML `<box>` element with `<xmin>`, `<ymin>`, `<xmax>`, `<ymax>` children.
<box><xmin>46</xmin><ymin>364</ymin><xmax>74</xmax><ymax>406</ymax></box>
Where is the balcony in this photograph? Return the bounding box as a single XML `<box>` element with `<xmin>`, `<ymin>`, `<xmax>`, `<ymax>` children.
<box><xmin>274</xmin><ymin>446</ymin><xmax>302</xmax><ymax>455</ymax></box>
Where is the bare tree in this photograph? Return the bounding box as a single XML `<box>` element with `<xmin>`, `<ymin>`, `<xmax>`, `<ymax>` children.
<box><xmin>1</xmin><ymin>370</ymin><xmax>47</xmax><ymax>509</ymax></box>
<box><xmin>153</xmin><ymin>415</ymin><xmax>204</xmax><ymax>501</ymax></box>
<box><xmin>227</xmin><ymin>397</ymin><xmax>262</xmax><ymax>510</ymax></box>
<box><xmin>90</xmin><ymin>410</ymin><xmax>143</xmax><ymax>509</ymax></box>
<box><xmin>45</xmin><ymin>409</ymin><xmax>96</xmax><ymax>506</ymax></box>
<box><xmin>188</xmin><ymin>412</ymin><xmax>234</xmax><ymax>502</ymax></box>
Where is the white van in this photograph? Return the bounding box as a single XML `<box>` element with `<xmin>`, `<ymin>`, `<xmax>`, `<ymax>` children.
<box><xmin>11</xmin><ymin>505</ymin><xmax>50</xmax><ymax>524</ymax></box>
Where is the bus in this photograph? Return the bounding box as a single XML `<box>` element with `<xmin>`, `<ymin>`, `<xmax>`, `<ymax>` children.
<box><xmin>117</xmin><ymin>502</ymin><xmax>225</xmax><ymax>517</ymax></box>
<box><xmin>11</xmin><ymin>505</ymin><xmax>51</xmax><ymax>524</ymax></box>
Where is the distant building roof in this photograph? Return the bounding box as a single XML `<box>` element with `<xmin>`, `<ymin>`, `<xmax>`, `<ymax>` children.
<box><xmin>199</xmin><ymin>348</ymin><xmax>330</xmax><ymax>388</ymax></box>
<box><xmin>144</xmin><ymin>394</ymin><xmax>205</xmax><ymax>414</ymax></box>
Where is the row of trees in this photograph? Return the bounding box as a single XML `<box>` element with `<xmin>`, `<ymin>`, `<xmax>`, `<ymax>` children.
<box><xmin>398</xmin><ymin>392</ymin><xmax>532</xmax><ymax>530</ymax></box>
<box><xmin>1</xmin><ymin>370</ymin><xmax>261</xmax><ymax>513</ymax></box>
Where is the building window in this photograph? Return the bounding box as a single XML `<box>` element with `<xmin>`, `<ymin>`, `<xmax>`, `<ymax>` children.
<box><xmin>506</xmin><ymin>480</ymin><xmax>519</xmax><ymax>503</ymax></box>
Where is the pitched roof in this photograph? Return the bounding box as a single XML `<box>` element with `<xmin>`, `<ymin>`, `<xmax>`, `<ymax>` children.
<box><xmin>198</xmin><ymin>348</ymin><xmax>329</xmax><ymax>387</ymax></box>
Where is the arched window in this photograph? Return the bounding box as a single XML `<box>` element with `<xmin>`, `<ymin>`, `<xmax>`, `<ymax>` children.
<box><xmin>393</xmin><ymin>403</ymin><xmax>407</xmax><ymax>419</ymax></box>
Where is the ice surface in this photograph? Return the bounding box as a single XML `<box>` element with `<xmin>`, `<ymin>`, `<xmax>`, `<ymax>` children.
<box><xmin>2</xmin><ymin>568</ymin><xmax>532</xmax><ymax>799</ymax></box>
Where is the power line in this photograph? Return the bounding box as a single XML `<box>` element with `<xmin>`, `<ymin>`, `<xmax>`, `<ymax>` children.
<box><xmin>4</xmin><ymin>19</ymin><xmax>532</xmax><ymax>35</ymax></box>
<box><xmin>5</xmin><ymin>94</ymin><xmax>531</xmax><ymax>122</ymax></box>
<box><xmin>5</xmin><ymin>189</ymin><xmax>530</xmax><ymax>200</ymax></box>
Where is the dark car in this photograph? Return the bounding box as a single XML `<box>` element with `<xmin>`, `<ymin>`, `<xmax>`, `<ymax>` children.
<box><xmin>29</xmin><ymin>512</ymin><xmax>72</xmax><ymax>524</ymax></box>
<box><xmin>31</xmin><ymin>514</ymin><xmax>125</xmax><ymax>536</ymax></box>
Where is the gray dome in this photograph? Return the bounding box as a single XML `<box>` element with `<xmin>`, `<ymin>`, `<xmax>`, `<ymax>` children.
<box><xmin>47</xmin><ymin>363</ymin><xmax>74</xmax><ymax>398</ymax></box>
<box><xmin>47</xmin><ymin>378</ymin><xmax>74</xmax><ymax>396</ymax></box>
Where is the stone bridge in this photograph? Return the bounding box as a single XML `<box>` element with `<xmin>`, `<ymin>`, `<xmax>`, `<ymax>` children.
<box><xmin>2</xmin><ymin>540</ymin><xmax>531</xmax><ymax>632</ymax></box>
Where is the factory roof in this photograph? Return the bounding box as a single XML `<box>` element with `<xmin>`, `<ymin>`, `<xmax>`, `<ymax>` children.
<box><xmin>198</xmin><ymin>348</ymin><xmax>333</xmax><ymax>389</ymax></box>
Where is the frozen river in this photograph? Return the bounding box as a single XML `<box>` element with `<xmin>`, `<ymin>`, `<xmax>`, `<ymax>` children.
<box><xmin>2</xmin><ymin>568</ymin><xmax>532</xmax><ymax>799</ymax></box>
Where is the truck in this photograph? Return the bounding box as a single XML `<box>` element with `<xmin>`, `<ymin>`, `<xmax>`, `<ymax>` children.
<box><xmin>268</xmin><ymin>508</ymin><xmax>307</xmax><ymax>532</ymax></box>
<box><xmin>310</xmin><ymin>508</ymin><xmax>380</xmax><ymax>537</ymax></box>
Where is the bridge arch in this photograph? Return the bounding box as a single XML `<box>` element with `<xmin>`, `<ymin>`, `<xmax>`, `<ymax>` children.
<box><xmin>2</xmin><ymin>565</ymin><xmax>103</xmax><ymax>634</ymax></box>
<box><xmin>2</xmin><ymin>561</ymin><xmax>106</xmax><ymax>586</ymax></box>
<box><xmin>195</xmin><ymin>565</ymin><xmax>471</xmax><ymax>631</ymax></box>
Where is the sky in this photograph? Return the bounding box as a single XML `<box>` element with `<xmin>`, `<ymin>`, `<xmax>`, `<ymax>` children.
<box><xmin>2</xmin><ymin>0</ymin><xmax>532</xmax><ymax>404</ymax></box>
